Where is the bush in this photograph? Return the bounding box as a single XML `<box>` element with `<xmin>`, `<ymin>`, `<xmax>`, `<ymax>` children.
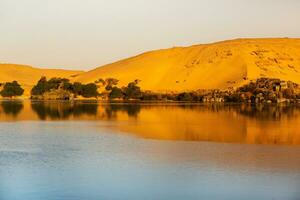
<box><xmin>109</xmin><ymin>87</ymin><xmax>123</xmax><ymax>99</ymax></box>
<box><xmin>31</xmin><ymin>77</ymin><xmax>48</xmax><ymax>95</ymax></box>
<box><xmin>31</xmin><ymin>77</ymin><xmax>71</xmax><ymax>95</ymax></box>
<box><xmin>123</xmin><ymin>80</ymin><xmax>142</xmax><ymax>99</ymax></box>
<box><xmin>31</xmin><ymin>77</ymin><xmax>99</xmax><ymax>98</ymax></box>
<box><xmin>176</xmin><ymin>92</ymin><xmax>193</xmax><ymax>101</ymax></box>
<box><xmin>224</xmin><ymin>94</ymin><xmax>240</xmax><ymax>102</ymax></box>
<box><xmin>1</xmin><ymin>81</ymin><xmax>24</xmax><ymax>97</ymax></box>
<box><xmin>72</xmin><ymin>82</ymin><xmax>83</xmax><ymax>96</ymax></box>
<box><xmin>105</xmin><ymin>78</ymin><xmax>119</xmax><ymax>91</ymax></box>
<box><xmin>141</xmin><ymin>92</ymin><xmax>163</xmax><ymax>101</ymax></box>
<box><xmin>81</xmin><ymin>83</ymin><xmax>98</xmax><ymax>98</ymax></box>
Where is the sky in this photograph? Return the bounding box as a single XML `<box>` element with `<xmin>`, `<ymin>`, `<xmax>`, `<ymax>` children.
<box><xmin>0</xmin><ymin>0</ymin><xmax>299</xmax><ymax>70</ymax></box>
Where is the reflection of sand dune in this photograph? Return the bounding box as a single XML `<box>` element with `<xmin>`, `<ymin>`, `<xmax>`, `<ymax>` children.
<box><xmin>115</xmin><ymin>105</ymin><xmax>300</xmax><ymax>145</ymax></box>
<box><xmin>1</xmin><ymin>102</ymin><xmax>300</xmax><ymax>145</ymax></box>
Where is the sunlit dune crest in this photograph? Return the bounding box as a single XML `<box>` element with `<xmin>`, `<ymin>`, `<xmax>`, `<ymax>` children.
<box><xmin>75</xmin><ymin>38</ymin><xmax>300</xmax><ymax>92</ymax></box>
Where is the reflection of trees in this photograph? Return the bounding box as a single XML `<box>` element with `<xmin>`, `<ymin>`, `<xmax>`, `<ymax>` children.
<box><xmin>31</xmin><ymin>102</ymin><xmax>98</xmax><ymax>120</ymax></box>
<box><xmin>30</xmin><ymin>102</ymin><xmax>141</xmax><ymax>120</ymax></box>
<box><xmin>29</xmin><ymin>101</ymin><xmax>300</xmax><ymax>122</ymax></box>
<box><xmin>176</xmin><ymin>103</ymin><xmax>300</xmax><ymax>121</ymax></box>
<box><xmin>137</xmin><ymin>103</ymin><xmax>300</xmax><ymax>122</ymax></box>
<box><xmin>104</xmin><ymin>104</ymin><xmax>141</xmax><ymax>119</ymax></box>
<box><xmin>234</xmin><ymin>104</ymin><xmax>300</xmax><ymax>121</ymax></box>
<box><xmin>0</xmin><ymin>101</ymin><xmax>24</xmax><ymax>117</ymax></box>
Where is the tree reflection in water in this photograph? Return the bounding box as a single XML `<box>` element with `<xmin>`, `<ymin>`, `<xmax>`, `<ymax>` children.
<box><xmin>0</xmin><ymin>101</ymin><xmax>24</xmax><ymax>117</ymax></box>
<box><xmin>30</xmin><ymin>102</ymin><xmax>141</xmax><ymax>120</ymax></box>
<box><xmin>1</xmin><ymin>101</ymin><xmax>300</xmax><ymax>144</ymax></box>
<box><xmin>31</xmin><ymin>102</ymin><xmax>98</xmax><ymax>120</ymax></box>
<box><xmin>104</xmin><ymin>104</ymin><xmax>141</xmax><ymax>119</ymax></box>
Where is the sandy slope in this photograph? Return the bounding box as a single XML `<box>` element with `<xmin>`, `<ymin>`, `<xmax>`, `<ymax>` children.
<box><xmin>0</xmin><ymin>64</ymin><xmax>83</xmax><ymax>96</ymax></box>
<box><xmin>75</xmin><ymin>38</ymin><xmax>300</xmax><ymax>92</ymax></box>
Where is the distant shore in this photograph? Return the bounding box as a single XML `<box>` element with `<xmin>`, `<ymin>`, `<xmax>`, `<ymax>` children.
<box><xmin>1</xmin><ymin>98</ymin><xmax>299</xmax><ymax>106</ymax></box>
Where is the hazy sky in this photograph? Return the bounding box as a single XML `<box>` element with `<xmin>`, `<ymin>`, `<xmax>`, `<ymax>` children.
<box><xmin>0</xmin><ymin>0</ymin><xmax>299</xmax><ymax>70</ymax></box>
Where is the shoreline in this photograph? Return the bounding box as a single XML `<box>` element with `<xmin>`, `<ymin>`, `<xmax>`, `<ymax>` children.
<box><xmin>1</xmin><ymin>98</ymin><xmax>300</xmax><ymax>106</ymax></box>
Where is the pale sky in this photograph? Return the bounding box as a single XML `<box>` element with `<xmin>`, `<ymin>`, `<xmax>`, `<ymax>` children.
<box><xmin>0</xmin><ymin>0</ymin><xmax>299</xmax><ymax>70</ymax></box>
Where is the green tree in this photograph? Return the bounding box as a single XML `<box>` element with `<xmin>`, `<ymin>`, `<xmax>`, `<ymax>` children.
<box><xmin>1</xmin><ymin>81</ymin><xmax>24</xmax><ymax>97</ymax></box>
<box><xmin>105</xmin><ymin>78</ymin><xmax>119</xmax><ymax>91</ymax></box>
<box><xmin>62</xmin><ymin>81</ymin><xmax>73</xmax><ymax>91</ymax></box>
<box><xmin>82</xmin><ymin>83</ymin><xmax>98</xmax><ymax>98</ymax></box>
<box><xmin>123</xmin><ymin>80</ymin><xmax>142</xmax><ymax>99</ymax></box>
<box><xmin>176</xmin><ymin>92</ymin><xmax>193</xmax><ymax>101</ymax></box>
<box><xmin>32</xmin><ymin>77</ymin><xmax>72</xmax><ymax>96</ymax></box>
<box><xmin>31</xmin><ymin>77</ymin><xmax>48</xmax><ymax>95</ymax></box>
<box><xmin>47</xmin><ymin>78</ymin><xmax>69</xmax><ymax>90</ymax></box>
<box><xmin>109</xmin><ymin>87</ymin><xmax>123</xmax><ymax>99</ymax></box>
<box><xmin>72</xmin><ymin>82</ymin><xmax>83</xmax><ymax>96</ymax></box>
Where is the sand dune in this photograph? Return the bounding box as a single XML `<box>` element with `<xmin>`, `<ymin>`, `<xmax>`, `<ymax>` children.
<box><xmin>0</xmin><ymin>64</ymin><xmax>83</xmax><ymax>96</ymax></box>
<box><xmin>2</xmin><ymin>38</ymin><xmax>300</xmax><ymax>95</ymax></box>
<box><xmin>75</xmin><ymin>38</ymin><xmax>300</xmax><ymax>92</ymax></box>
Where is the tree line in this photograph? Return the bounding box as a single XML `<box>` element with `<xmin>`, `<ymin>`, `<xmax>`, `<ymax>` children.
<box><xmin>31</xmin><ymin>77</ymin><xmax>98</xmax><ymax>98</ymax></box>
<box><xmin>100</xmin><ymin>78</ymin><xmax>143</xmax><ymax>100</ymax></box>
<box><xmin>30</xmin><ymin>77</ymin><xmax>143</xmax><ymax>100</ymax></box>
<box><xmin>1</xmin><ymin>77</ymin><xmax>300</xmax><ymax>103</ymax></box>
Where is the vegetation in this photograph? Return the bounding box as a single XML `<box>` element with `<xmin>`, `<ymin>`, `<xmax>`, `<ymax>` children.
<box><xmin>123</xmin><ymin>80</ymin><xmax>142</xmax><ymax>99</ymax></box>
<box><xmin>96</xmin><ymin>78</ymin><xmax>142</xmax><ymax>100</ymax></box>
<box><xmin>31</xmin><ymin>77</ymin><xmax>69</xmax><ymax>95</ymax></box>
<box><xmin>0</xmin><ymin>81</ymin><xmax>24</xmax><ymax>98</ymax></box>
<box><xmin>107</xmin><ymin>78</ymin><xmax>300</xmax><ymax>103</ymax></box>
<box><xmin>109</xmin><ymin>87</ymin><xmax>124</xmax><ymax>99</ymax></box>
<box><xmin>31</xmin><ymin>77</ymin><xmax>99</xmax><ymax>99</ymax></box>
<box><xmin>104</xmin><ymin>78</ymin><xmax>119</xmax><ymax>91</ymax></box>
<box><xmin>202</xmin><ymin>78</ymin><xmax>300</xmax><ymax>103</ymax></box>
<box><xmin>26</xmin><ymin>76</ymin><xmax>300</xmax><ymax>103</ymax></box>
<box><xmin>81</xmin><ymin>83</ymin><xmax>99</xmax><ymax>98</ymax></box>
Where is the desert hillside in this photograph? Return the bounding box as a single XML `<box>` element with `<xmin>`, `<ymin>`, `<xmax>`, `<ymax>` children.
<box><xmin>0</xmin><ymin>64</ymin><xmax>83</xmax><ymax>96</ymax></box>
<box><xmin>75</xmin><ymin>38</ymin><xmax>300</xmax><ymax>92</ymax></box>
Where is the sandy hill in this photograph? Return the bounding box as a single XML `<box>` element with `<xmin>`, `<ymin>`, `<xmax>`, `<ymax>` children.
<box><xmin>75</xmin><ymin>38</ymin><xmax>300</xmax><ymax>92</ymax></box>
<box><xmin>0</xmin><ymin>64</ymin><xmax>83</xmax><ymax>96</ymax></box>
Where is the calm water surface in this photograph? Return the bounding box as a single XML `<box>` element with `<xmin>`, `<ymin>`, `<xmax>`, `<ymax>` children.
<box><xmin>0</xmin><ymin>101</ymin><xmax>300</xmax><ymax>200</ymax></box>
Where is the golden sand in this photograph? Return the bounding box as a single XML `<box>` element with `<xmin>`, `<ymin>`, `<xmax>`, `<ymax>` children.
<box><xmin>75</xmin><ymin>38</ymin><xmax>300</xmax><ymax>92</ymax></box>
<box><xmin>2</xmin><ymin>38</ymin><xmax>300</xmax><ymax>95</ymax></box>
<box><xmin>0</xmin><ymin>64</ymin><xmax>83</xmax><ymax>97</ymax></box>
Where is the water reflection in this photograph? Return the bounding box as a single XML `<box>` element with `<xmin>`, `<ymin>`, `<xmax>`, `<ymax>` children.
<box><xmin>104</xmin><ymin>104</ymin><xmax>141</xmax><ymax>119</ymax></box>
<box><xmin>0</xmin><ymin>101</ymin><xmax>24</xmax><ymax>117</ymax></box>
<box><xmin>1</xmin><ymin>101</ymin><xmax>300</xmax><ymax>145</ymax></box>
<box><xmin>30</xmin><ymin>102</ymin><xmax>141</xmax><ymax>120</ymax></box>
<box><xmin>31</xmin><ymin>102</ymin><xmax>98</xmax><ymax>120</ymax></box>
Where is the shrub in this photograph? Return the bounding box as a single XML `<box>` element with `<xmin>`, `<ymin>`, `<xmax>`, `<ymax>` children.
<box><xmin>123</xmin><ymin>81</ymin><xmax>142</xmax><ymax>99</ymax></box>
<box><xmin>141</xmin><ymin>92</ymin><xmax>163</xmax><ymax>101</ymax></box>
<box><xmin>109</xmin><ymin>87</ymin><xmax>123</xmax><ymax>99</ymax></box>
<box><xmin>31</xmin><ymin>77</ymin><xmax>48</xmax><ymax>95</ymax></box>
<box><xmin>105</xmin><ymin>78</ymin><xmax>119</xmax><ymax>91</ymax></box>
<box><xmin>0</xmin><ymin>81</ymin><xmax>24</xmax><ymax>97</ymax></box>
<box><xmin>72</xmin><ymin>82</ymin><xmax>83</xmax><ymax>96</ymax></box>
<box><xmin>81</xmin><ymin>83</ymin><xmax>98</xmax><ymax>98</ymax></box>
<box><xmin>176</xmin><ymin>92</ymin><xmax>194</xmax><ymax>101</ymax></box>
